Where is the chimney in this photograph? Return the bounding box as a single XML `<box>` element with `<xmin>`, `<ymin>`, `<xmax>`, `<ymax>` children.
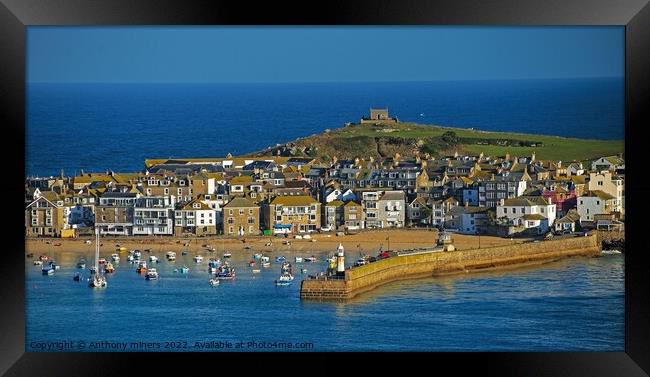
<box><xmin>499</xmin><ymin>198</ymin><xmax>505</xmax><ymax>206</ymax></box>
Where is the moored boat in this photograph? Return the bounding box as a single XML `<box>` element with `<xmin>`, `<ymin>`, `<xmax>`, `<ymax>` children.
<box><xmin>104</xmin><ymin>262</ymin><xmax>115</xmax><ymax>273</ymax></box>
<box><xmin>261</xmin><ymin>256</ymin><xmax>270</xmax><ymax>263</ymax></box>
<box><xmin>42</xmin><ymin>263</ymin><xmax>55</xmax><ymax>275</ymax></box>
<box><xmin>209</xmin><ymin>278</ymin><xmax>220</xmax><ymax>286</ymax></box>
<box><xmin>149</xmin><ymin>255</ymin><xmax>158</xmax><ymax>263</ymax></box>
<box><xmin>276</xmin><ymin>256</ymin><xmax>286</xmax><ymax>263</ymax></box>
<box><xmin>215</xmin><ymin>264</ymin><xmax>236</xmax><ymax>280</ymax></box>
<box><xmin>193</xmin><ymin>255</ymin><xmax>203</xmax><ymax>263</ymax></box>
<box><xmin>166</xmin><ymin>251</ymin><xmax>176</xmax><ymax>261</ymax></box>
<box><xmin>180</xmin><ymin>266</ymin><xmax>190</xmax><ymax>274</ymax></box>
<box><xmin>89</xmin><ymin>228</ymin><xmax>107</xmax><ymax>288</ymax></box>
<box><xmin>304</xmin><ymin>256</ymin><xmax>317</xmax><ymax>263</ymax></box>
<box><xmin>136</xmin><ymin>261</ymin><xmax>148</xmax><ymax>273</ymax></box>
<box><xmin>145</xmin><ymin>268</ymin><xmax>159</xmax><ymax>280</ymax></box>
<box><xmin>77</xmin><ymin>261</ymin><xmax>86</xmax><ymax>269</ymax></box>
<box><xmin>223</xmin><ymin>252</ymin><xmax>232</xmax><ymax>258</ymax></box>
<box><xmin>252</xmin><ymin>269</ymin><xmax>261</xmax><ymax>273</ymax></box>
<box><xmin>253</xmin><ymin>253</ymin><xmax>262</xmax><ymax>260</ymax></box>
<box><xmin>274</xmin><ymin>273</ymin><xmax>293</xmax><ymax>286</ymax></box>
<box><xmin>33</xmin><ymin>260</ymin><xmax>43</xmax><ymax>266</ymax></box>
<box><xmin>294</xmin><ymin>257</ymin><xmax>303</xmax><ymax>263</ymax></box>
<box><xmin>261</xmin><ymin>261</ymin><xmax>271</xmax><ymax>268</ymax></box>
<box><xmin>111</xmin><ymin>253</ymin><xmax>120</xmax><ymax>262</ymax></box>
<box><xmin>98</xmin><ymin>258</ymin><xmax>107</xmax><ymax>265</ymax></box>
<box><xmin>249</xmin><ymin>260</ymin><xmax>256</xmax><ymax>267</ymax></box>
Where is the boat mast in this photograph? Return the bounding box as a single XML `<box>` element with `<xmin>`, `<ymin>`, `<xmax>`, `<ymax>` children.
<box><xmin>95</xmin><ymin>226</ymin><xmax>99</xmax><ymax>273</ymax></box>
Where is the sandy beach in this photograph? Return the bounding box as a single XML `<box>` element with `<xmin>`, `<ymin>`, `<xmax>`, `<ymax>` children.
<box><xmin>25</xmin><ymin>229</ymin><xmax>531</xmax><ymax>257</ymax></box>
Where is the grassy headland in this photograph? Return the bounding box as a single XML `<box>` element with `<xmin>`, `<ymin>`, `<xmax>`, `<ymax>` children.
<box><xmin>249</xmin><ymin>122</ymin><xmax>623</xmax><ymax>163</ymax></box>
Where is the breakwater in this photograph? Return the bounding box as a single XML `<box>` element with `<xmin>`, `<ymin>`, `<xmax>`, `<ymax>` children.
<box><xmin>300</xmin><ymin>233</ymin><xmax>601</xmax><ymax>300</ymax></box>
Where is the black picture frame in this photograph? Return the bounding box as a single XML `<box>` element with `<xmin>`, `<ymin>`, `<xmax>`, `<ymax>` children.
<box><xmin>1</xmin><ymin>0</ymin><xmax>648</xmax><ymax>375</ymax></box>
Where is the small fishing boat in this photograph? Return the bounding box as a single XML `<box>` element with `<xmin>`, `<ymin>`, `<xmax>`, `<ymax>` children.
<box><xmin>181</xmin><ymin>250</ymin><xmax>189</xmax><ymax>256</ymax></box>
<box><xmin>261</xmin><ymin>261</ymin><xmax>271</xmax><ymax>268</ymax></box>
<box><xmin>134</xmin><ymin>250</ymin><xmax>142</xmax><ymax>259</ymax></box>
<box><xmin>127</xmin><ymin>255</ymin><xmax>134</xmax><ymax>262</ymax></box>
<box><xmin>193</xmin><ymin>255</ymin><xmax>203</xmax><ymax>263</ymax></box>
<box><xmin>260</xmin><ymin>256</ymin><xmax>270</xmax><ymax>263</ymax></box>
<box><xmin>89</xmin><ymin>266</ymin><xmax>97</xmax><ymax>274</ymax></box>
<box><xmin>294</xmin><ymin>257</ymin><xmax>303</xmax><ymax>263</ymax></box>
<box><xmin>223</xmin><ymin>252</ymin><xmax>232</xmax><ymax>258</ymax></box>
<box><xmin>104</xmin><ymin>262</ymin><xmax>115</xmax><ymax>273</ymax></box>
<box><xmin>136</xmin><ymin>261</ymin><xmax>147</xmax><ymax>273</ymax></box>
<box><xmin>208</xmin><ymin>259</ymin><xmax>221</xmax><ymax>268</ymax></box>
<box><xmin>275</xmin><ymin>256</ymin><xmax>286</xmax><ymax>263</ymax></box>
<box><xmin>253</xmin><ymin>253</ymin><xmax>262</xmax><ymax>259</ymax></box>
<box><xmin>252</xmin><ymin>269</ymin><xmax>261</xmax><ymax>273</ymax></box>
<box><xmin>98</xmin><ymin>258</ymin><xmax>106</xmax><ymax>265</ymax></box>
<box><xmin>249</xmin><ymin>260</ymin><xmax>256</xmax><ymax>267</ymax></box>
<box><xmin>180</xmin><ymin>266</ymin><xmax>190</xmax><ymax>274</ymax></box>
<box><xmin>275</xmin><ymin>273</ymin><xmax>293</xmax><ymax>286</ymax></box>
<box><xmin>209</xmin><ymin>278</ymin><xmax>220</xmax><ymax>286</ymax></box>
<box><xmin>42</xmin><ymin>263</ymin><xmax>55</xmax><ymax>275</ymax></box>
<box><xmin>50</xmin><ymin>261</ymin><xmax>61</xmax><ymax>270</ymax></box>
<box><xmin>145</xmin><ymin>268</ymin><xmax>159</xmax><ymax>280</ymax></box>
<box><xmin>166</xmin><ymin>251</ymin><xmax>176</xmax><ymax>261</ymax></box>
<box><xmin>73</xmin><ymin>272</ymin><xmax>82</xmax><ymax>281</ymax></box>
<box><xmin>304</xmin><ymin>256</ymin><xmax>317</xmax><ymax>263</ymax></box>
<box><xmin>149</xmin><ymin>255</ymin><xmax>158</xmax><ymax>263</ymax></box>
<box><xmin>111</xmin><ymin>253</ymin><xmax>120</xmax><ymax>262</ymax></box>
<box><xmin>215</xmin><ymin>264</ymin><xmax>236</xmax><ymax>280</ymax></box>
<box><xmin>33</xmin><ymin>260</ymin><xmax>43</xmax><ymax>266</ymax></box>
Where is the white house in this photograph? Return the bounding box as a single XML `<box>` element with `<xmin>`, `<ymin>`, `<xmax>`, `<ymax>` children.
<box><xmin>577</xmin><ymin>191</ymin><xmax>616</xmax><ymax>224</ymax></box>
<box><xmin>174</xmin><ymin>198</ymin><xmax>217</xmax><ymax>236</ymax></box>
<box><xmin>586</xmin><ymin>171</ymin><xmax>624</xmax><ymax>213</ymax></box>
<box><xmin>496</xmin><ymin>196</ymin><xmax>556</xmax><ymax>233</ymax></box>
<box><xmin>591</xmin><ymin>155</ymin><xmax>624</xmax><ymax>172</ymax></box>
<box><xmin>133</xmin><ymin>196</ymin><xmax>175</xmax><ymax>236</ymax></box>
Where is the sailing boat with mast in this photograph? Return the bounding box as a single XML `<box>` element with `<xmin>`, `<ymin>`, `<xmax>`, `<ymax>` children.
<box><xmin>89</xmin><ymin>227</ymin><xmax>107</xmax><ymax>288</ymax></box>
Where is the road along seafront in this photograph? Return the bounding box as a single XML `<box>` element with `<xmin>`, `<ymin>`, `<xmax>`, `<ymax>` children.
<box><xmin>300</xmin><ymin>232</ymin><xmax>601</xmax><ymax>300</ymax></box>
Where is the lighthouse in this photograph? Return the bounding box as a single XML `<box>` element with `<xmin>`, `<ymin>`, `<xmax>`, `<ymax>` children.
<box><xmin>336</xmin><ymin>243</ymin><xmax>345</xmax><ymax>276</ymax></box>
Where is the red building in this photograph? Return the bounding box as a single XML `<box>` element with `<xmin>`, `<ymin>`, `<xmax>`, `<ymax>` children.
<box><xmin>542</xmin><ymin>185</ymin><xmax>577</xmax><ymax>217</ymax></box>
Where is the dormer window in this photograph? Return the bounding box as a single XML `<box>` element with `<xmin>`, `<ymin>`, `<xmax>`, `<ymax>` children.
<box><xmin>193</xmin><ymin>203</ymin><xmax>201</xmax><ymax>209</ymax></box>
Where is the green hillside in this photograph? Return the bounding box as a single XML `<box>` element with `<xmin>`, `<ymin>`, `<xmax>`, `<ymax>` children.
<box><xmin>251</xmin><ymin>121</ymin><xmax>623</xmax><ymax>163</ymax></box>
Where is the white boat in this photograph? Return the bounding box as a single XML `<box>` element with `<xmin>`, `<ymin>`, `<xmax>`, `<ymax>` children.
<box><xmin>111</xmin><ymin>253</ymin><xmax>120</xmax><ymax>262</ymax></box>
<box><xmin>354</xmin><ymin>258</ymin><xmax>367</xmax><ymax>266</ymax></box>
<box><xmin>134</xmin><ymin>250</ymin><xmax>142</xmax><ymax>259</ymax></box>
<box><xmin>98</xmin><ymin>258</ymin><xmax>107</xmax><ymax>265</ymax></box>
<box><xmin>149</xmin><ymin>255</ymin><xmax>158</xmax><ymax>263</ymax></box>
<box><xmin>275</xmin><ymin>273</ymin><xmax>294</xmax><ymax>286</ymax></box>
<box><xmin>42</xmin><ymin>263</ymin><xmax>55</xmax><ymax>275</ymax></box>
<box><xmin>252</xmin><ymin>269</ymin><xmax>261</xmax><ymax>273</ymax></box>
<box><xmin>33</xmin><ymin>260</ymin><xmax>43</xmax><ymax>266</ymax></box>
<box><xmin>261</xmin><ymin>261</ymin><xmax>271</xmax><ymax>268</ymax></box>
<box><xmin>223</xmin><ymin>252</ymin><xmax>232</xmax><ymax>258</ymax></box>
<box><xmin>127</xmin><ymin>255</ymin><xmax>134</xmax><ymax>262</ymax></box>
<box><xmin>294</xmin><ymin>257</ymin><xmax>303</xmax><ymax>263</ymax></box>
<box><xmin>89</xmin><ymin>228</ymin><xmax>107</xmax><ymax>288</ymax></box>
<box><xmin>166</xmin><ymin>251</ymin><xmax>176</xmax><ymax>261</ymax></box>
<box><xmin>209</xmin><ymin>278</ymin><xmax>220</xmax><ymax>286</ymax></box>
<box><xmin>260</xmin><ymin>256</ymin><xmax>270</xmax><ymax>263</ymax></box>
<box><xmin>193</xmin><ymin>255</ymin><xmax>203</xmax><ymax>263</ymax></box>
<box><xmin>304</xmin><ymin>257</ymin><xmax>317</xmax><ymax>263</ymax></box>
<box><xmin>145</xmin><ymin>268</ymin><xmax>159</xmax><ymax>280</ymax></box>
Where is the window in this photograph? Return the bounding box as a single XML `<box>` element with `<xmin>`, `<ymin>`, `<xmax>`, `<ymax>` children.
<box><xmin>520</xmin><ymin>208</ymin><xmax>524</xmax><ymax>214</ymax></box>
<box><xmin>228</xmin><ymin>218</ymin><xmax>234</xmax><ymax>224</ymax></box>
<box><xmin>276</xmin><ymin>216</ymin><xmax>282</xmax><ymax>221</ymax></box>
<box><xmin>178</xmin><ymin>188</ymin><xmax>182</xmax><ymax>195</ymax></box>
<box><xmin>249</xmin><ymin>209</ymin><xmax>253</xmax><ymax>215</ymax></box>
<box><xmin>239</xmin><ymin>209</ymin><xmax>244</xmax><ymax>215</ymax></box>
<box><xmin>229</xmin><ymin>209</ymin><xmax>233</xmax><ymax>215</ymax></box>
<box><xmin>248</xmin><ymin>217</ymin><xmax>255</xmax><ymax>224</ymax></box>
<box><xmin>200</xmin><ymin>220</ymin><xmax>204</xmax><ymax>225</ymax></box>
<box><xmin>229</xmin><ymin>226</ymin><xmax>234</xmax><ymax>234</ymax></box>
<box><xmin>164</xmin><ymin>188</ymin><xmax>169</xmax><ymax>195</ymax></box>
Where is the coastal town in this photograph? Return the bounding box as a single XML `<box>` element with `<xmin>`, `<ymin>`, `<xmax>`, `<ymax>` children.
<box><xmin>25</xmin><ymin>111</ymin><xmax>625</xmax><ymax>246</ymax></box>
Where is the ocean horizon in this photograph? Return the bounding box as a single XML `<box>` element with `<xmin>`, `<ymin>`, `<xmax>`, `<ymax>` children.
<box><xmin>26</xmin><ymin>77</ymin><xmax>624</xmax><ymax>177</ymax></box>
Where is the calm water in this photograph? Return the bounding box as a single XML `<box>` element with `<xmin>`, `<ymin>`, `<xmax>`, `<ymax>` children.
<box><xmin>26</xmin><ymin>251</ymin><xmax>624</xmax><ymax>352</ymax></box>
<box><xmin>26</xmin><ymin>79</ymin><xmax>623</xmax><ymax>177</ymax></box>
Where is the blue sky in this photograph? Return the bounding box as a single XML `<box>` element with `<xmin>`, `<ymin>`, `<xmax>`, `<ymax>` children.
<box><xmin>27</xmin><ymin>26</ymin><xmax>624</xmax><ymax>83</ymax></box>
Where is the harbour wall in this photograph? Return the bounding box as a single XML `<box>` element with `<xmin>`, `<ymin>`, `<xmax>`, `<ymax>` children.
<box><xmin>300</xmin><ymin>233</ymin><xmax>601</xmax><ymax>300</ymax></box>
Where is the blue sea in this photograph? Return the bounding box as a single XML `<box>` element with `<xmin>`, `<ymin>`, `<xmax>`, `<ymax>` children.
<box><xmin>26</xmin><ymin>251</ymin><xmax>624</xmax><ymax>352</ymax></box>
<box><xmin>26</xmin><ymin>78</ymin><xmax>623</xmax><ymax>177</ymax></box>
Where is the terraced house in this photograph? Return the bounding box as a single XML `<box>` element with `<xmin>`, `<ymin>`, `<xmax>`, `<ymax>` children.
<box><xmin>174</xmin><ymin>198</ymin><xmax>217</xmax><ymax>236</ymax></box>
<box><xmin>25</xmin><ymin>194</ymin><xmax>65</xmax><ymax>237</ymax></box>
<box><xmin>133</xmin><ymin>196</ymin><xmax>175</xmax><ymax>236</ymax></box>
<box><xmin>95</xmin><ymin>192</ymin><xmax>139</xmax><ymax>236</ymax></box>
<box><xmin>264</xmin><ymin>195</ymin><xmax>320</xmax><ymax>234</ymax></box>
<box><xmin>222</xmin><ymin>197</ymin><xmax>260</xmax><ymax>236</ymax></box>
